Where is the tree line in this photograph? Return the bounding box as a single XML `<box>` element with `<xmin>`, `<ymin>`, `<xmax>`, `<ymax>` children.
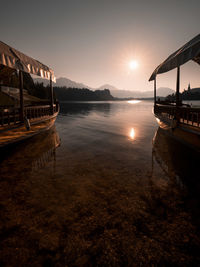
<box><xmin>166</xmin><ymin>86</ymin><xmax>200</xmax><ymax>102</ymax></box>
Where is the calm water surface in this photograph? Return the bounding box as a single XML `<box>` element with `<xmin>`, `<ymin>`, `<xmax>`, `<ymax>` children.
<box><xmin>0</xmin><ymin>100</ymin><xmax>199</xmax><ymax>266</ymax></box>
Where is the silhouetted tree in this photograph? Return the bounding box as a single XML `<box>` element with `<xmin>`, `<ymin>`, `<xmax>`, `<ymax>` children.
<box><xmin>54</xmin><ymin>87</ymin><xmax>114</xmax><ymax>101</ymax></box>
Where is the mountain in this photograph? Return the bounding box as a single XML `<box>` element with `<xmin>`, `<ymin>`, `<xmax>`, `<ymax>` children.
<box><xmin>34</xmin><ymin>77</ymin><xmax>90</xmax><ymax>89</ymax></box>
<box><xmin>55</xmin><ymin>77</ymin><xmax>90</xmax><ymax>89</ymax></box>
<box><xmin>109</xmin><ymin>87</ymin><xmax>174</xmax><ymax>98</ymax></box>
<box><xmin>34</xmin><ymin>77</ymin><xmax>174</xmax><ymax>98</ymax></box>
<box><xmin>97</xmin><ymin>84</ymin><xmax>120</xmax><ymax>91</ymax></box>
<box><xmin>157</xmin><ymin>87</ymin><xmax>175</xmax><ymax>97</ymax></box>
<box><xmin>34</xmin><ymin>77</ymin><xmax>53</xmax><ymax>86</ymax></box>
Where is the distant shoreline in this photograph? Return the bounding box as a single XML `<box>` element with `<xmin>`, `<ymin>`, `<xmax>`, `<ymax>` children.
<box><xmin>58</xmin><ymin>98</ymin><xmax>154</xmax><ymax>103</ymax></box>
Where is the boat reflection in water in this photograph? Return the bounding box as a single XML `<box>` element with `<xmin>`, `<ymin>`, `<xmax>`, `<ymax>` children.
<box><xmin>0</xmin><ymin>126</ymin><xmax>60</xmax><ymax>175</ymax></box>
<box><xmin>152</xmin><ymin>127</ymin><xmax>200</xmax><ymax>209</ymax></box>
<box><xmin>152</xmin><ymin>127</ymin><xmax>200</xmax><ymax>234</ymax></box>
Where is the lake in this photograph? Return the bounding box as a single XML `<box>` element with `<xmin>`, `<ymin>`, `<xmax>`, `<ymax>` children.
<box><xmin>0</xmin><ymin>100</ymin><xmax>199</xmax><ymax>266</ymax></box>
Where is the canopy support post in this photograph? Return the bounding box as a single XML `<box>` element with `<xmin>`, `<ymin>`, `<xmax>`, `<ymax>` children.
<box><xmin>175</xmin><ymin>66</ymin><xmax>180</xmax><ymax>123</ymax></box>
<box><xmin>154</xmin><ymin>77</ymin><xmax>157</xmax><ymax>106</ymax></box>
<box><xmin>50</xmin><ymin>75</ymin><xmax>54</xmax><ymax>114</ymax></box>
<box><xmin>19</xmin><ymin>70</ymin><xmax>24</xmax><ymax>122</ymax></box>
<box><xmin>176</xmin><ymin>66</ymin><xmax>180</xmax><ymax>106</ymax></box>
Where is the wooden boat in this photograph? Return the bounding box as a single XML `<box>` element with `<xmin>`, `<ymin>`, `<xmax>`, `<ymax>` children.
<box><xmin>0</xmin><ymin>41</ymin><xmax>59</xmax><ymax>147</ymax></box>
<box><xmin>149</xmin><ymin>34</ymin><xmax>200</xmax><ymax>151</ymax></box>
<box><xmin>0</xmin><ymin>125</ymin><xmax>60</xmax><ymax>172</ymax></box>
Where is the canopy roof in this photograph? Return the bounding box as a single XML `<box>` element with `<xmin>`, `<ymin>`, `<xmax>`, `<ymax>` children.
<box><xmin>149</xmin><ymin>34</ymin><xmax>200</xmax><ymax>81</ymax></box>
<box><xmin>0</xmin><ymin>41</ymin><xmax>56</xmax><ymax>82</ymax></box>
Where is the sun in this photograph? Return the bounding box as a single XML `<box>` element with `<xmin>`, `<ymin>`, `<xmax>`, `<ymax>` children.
<box><xmin>129</xmin><ymin>60</ymin><xmax>138</xmax><ymax>70</ymax></box>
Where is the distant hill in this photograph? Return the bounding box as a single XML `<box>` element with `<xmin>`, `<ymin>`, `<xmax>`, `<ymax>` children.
<box><xmin>109</xmin><ymin>87</ymin><xmax>174</xmax><ymax>98</ymax></box>
<box><xmin>157</xmin><ymin>87</ymin><xmax>175</xmax><ymax>97</ymax></box>
<box><xmin>98</xmin><ymin>84</ymin><xmax>120</xmax><ymax>92</ymax></box>
<box><xmin>54</xmin><ymin>87</ymin><xmax>114</xmax><ymax>101</ymax></box>
<box><xmin>55</xmin><ymin>77</ymin><xmax>91</xmax><ymax>89</ymax></box>
<box><xmin>34</xmin><ymin>77</ymin><xmax>90</xmax><ymax>89</ymax></box>
<box><xmin>34</xmin><ymin>77</ymin><xmax>174</xmax><ymax>98</ymax></box>
<box><xmin>166</xmin><ymin>87</ymin><xmax>200</xmax><ymax>101</ymax></box>
<box><xmin>189</xmin><ymin>87</ymin><xmax>200</xmax><ymax>93</ymax></box>
<box><xmin>181</xmin><ymin>87</ymin><xmax>200</xmax><ymax>100</ymax></box>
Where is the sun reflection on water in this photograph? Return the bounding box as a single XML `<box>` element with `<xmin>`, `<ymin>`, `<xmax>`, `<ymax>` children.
<box><xmin>129</xmin><ymin>127</ymin><xmax>135</xmax><ymax>140</ymax></box>
<box><xmin>127</xmin><ymin>100</ymin><xmax>141</xmax><ymax>104</ymax></box>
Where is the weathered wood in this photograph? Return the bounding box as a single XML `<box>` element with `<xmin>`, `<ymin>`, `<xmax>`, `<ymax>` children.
<box><xmin>155</xmin><ymin>104</ymin><xmax>200</xmax><ymax>128</ymax></box>
<box><xmin>50</xmin><ymin>75</ymin><xmax>54</xmax><ymax>114</ymax></box>
<box><xmin>0</xmin><ymin>104</ymin><xmax>57</xmax><ymax>127</ymax></box>
<box><xmin>154</xmin><ymin>77</ymin><xmax>157</xmax><ymax>105</ymax></box>
<box><xmin>19</xmin><ymin>70</ymin><xmax>24</xmax><ymax>122</ymax></box>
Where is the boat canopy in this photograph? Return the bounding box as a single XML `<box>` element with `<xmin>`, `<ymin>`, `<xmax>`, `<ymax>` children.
<box><xmin>149</xmin><ymin>34</ymin><xmax>200</xmax><ymax>81</ymax></box>
<box><xmin>0</xmin><ymin>41</ymin><xmax>56</xmax><ymax>82</ymax></box>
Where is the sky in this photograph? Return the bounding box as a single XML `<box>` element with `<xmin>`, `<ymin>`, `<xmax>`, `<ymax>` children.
<box><xmin>0</xmin><ymin>0</ymin><xmax>200</xmax><ymax>91</ymax></box>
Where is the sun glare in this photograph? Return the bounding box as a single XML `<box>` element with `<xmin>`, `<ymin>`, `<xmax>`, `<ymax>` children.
<box><xmin>129</xmin><ymin>127</ymin><xmax>135</xmax><ymax>140</ymax></box>
<box><xmin>129</xmin><ymin>60</ymin><xmax>138</xmax><ymax>70</ymax></box>
<box><xmin>127</xmin><ymin>100</ymin><xmax>141</xmax><ymax>104</ymax></box>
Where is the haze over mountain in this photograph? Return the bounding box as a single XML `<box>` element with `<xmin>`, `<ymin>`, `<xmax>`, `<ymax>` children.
<box><xmin>98</xmin><ymin>84</ymin><xmax>120</xmax><ymax>92</ymax></box>
<box><xmin>34</xmin><ymin>77</ymin><xmax>174</xmax><ymax>98</ymax></box>
<box><xmin>109</xmin><ymin>87</ymin><xmax>174</xmax><ymax>98</ymax></box>
<box><xmin>34</xmin><ymin>77</ymin><xmax>90</xmax><ymax>89</ymax></box>
<box><xmin>55</xmin><ymin>77</ymin><xmax>91</xmax><ymax>89</ymax></box>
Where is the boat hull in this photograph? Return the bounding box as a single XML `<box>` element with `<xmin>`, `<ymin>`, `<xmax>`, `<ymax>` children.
<box><xmin>0</xmin><ymin>112</ymin><xmax>58</xmax><ymax>148</ymax></box>
<box><xmin>155</xmin><ymin>112</ymin><xmax>200</xmax><ymax>152</ymax></box>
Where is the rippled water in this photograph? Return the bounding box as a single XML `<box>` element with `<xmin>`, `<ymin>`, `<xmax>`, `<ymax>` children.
<box><xmin>0</xmin><ymin>100</ymin><xmax>199</xmax><ymax>266</ymax></box>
